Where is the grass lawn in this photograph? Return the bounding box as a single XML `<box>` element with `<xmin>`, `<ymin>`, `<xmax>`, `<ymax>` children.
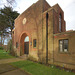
<box><xmin>0</xmin><ymin>50</ymin><xmax>15</xmax><ymax>59</ymax></box>
<box><xmin>11</xmin><ymin>60</ymin><xmax>75</xmax><ymax>75</ymax></box>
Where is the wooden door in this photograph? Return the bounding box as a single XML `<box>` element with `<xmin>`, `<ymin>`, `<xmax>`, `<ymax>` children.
<box><xmin>24</xmin><ymin>42</ymin><xmax>29</xmax><ymax>54</ymax></box>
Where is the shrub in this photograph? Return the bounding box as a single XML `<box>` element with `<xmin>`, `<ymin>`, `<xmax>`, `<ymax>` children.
<box><xmin>0</xmin><ymin>46</ymin><xmax>3</xmax><ymax>50</ymax></box>
<box><xmin>27</xmin><ymin>55</ymin><xmax>38</xmax><ymax>62</ymax></box>
<box><xmin>7</xmin><ymin>39</ymin><xmax>12</xmax><ymax>51</ymax></box>
<box><xmin>7</xmin><ymin>39</ymin><xmax>15</xmax><ymax>55</ymax></box>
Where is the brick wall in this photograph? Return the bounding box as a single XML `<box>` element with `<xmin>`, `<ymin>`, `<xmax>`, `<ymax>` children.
<box><xmin>13</xmin><ymin>0</ymin><xmax>75</xmax><ymax>69</ymax></box>
<box><xmin>13</xmin><ymin>0</ymin><xmax>51</xmax><ymax>60</ymax></box>
<box><xmin>54</xmin><ymin>31</ymin><xmax>75</xmax><ymax>69</ymax></box>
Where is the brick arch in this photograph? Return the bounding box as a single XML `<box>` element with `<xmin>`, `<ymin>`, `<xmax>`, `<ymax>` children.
<box><xmin>19</xmin><ymin>31</ymin><xmax>31</xmax><ymax>42</ymax></box>
<box><xmin>19</xmin><ymin>31</ymin><xmax>31</xmax><ymax>55</ymax></box>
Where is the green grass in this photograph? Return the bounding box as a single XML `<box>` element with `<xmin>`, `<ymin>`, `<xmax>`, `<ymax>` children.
<box><xmin>11</xmin><ymin>60</ymin><xmax>75</xmax><ymax>75</ymax></box>
<box><xmin>0</xmin><ymin>50</ymin><xmax>15</xmax><ymax>59</ymax></box>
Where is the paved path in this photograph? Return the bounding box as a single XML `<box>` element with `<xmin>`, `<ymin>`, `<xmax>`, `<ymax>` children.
<box><xmin>0</xmin><ymin>58</ymin><xmax>31</xmax><ymax>75</ymax></box>
<box><xmin>0</xmin><ymin>64</ymin><xmax>31</xmax><ymax>75</ymax></box>
<box><xmin>0</xmin><ymin>69</ymin><xmax>30</xmax><ymax>75</ymax></box>
<box><xmin>0</xmin><ymin>58</ymin><xmax>25</xmax><ymax>64</ymax></box>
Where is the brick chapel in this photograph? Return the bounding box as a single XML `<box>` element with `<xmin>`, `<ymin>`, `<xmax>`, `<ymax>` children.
<box><xmin>12</xmin><ymin>0</ymin><xmax>75</xmax><ymax>69</ymax></box>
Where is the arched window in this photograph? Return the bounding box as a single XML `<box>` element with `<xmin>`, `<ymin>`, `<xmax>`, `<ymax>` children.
<box><xmin>59</xmin><ymin>14</ymin><xmax>62</xmax><ymax>32</ymax></box>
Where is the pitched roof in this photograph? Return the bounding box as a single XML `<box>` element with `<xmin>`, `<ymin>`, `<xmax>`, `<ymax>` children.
<box><xmin>15</xmin><ymin>0</ymin><xmax>51</xmax><ymax>20</ymax></box>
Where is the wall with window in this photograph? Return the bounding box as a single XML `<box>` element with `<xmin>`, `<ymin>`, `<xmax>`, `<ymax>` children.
<box><xmin>13</xmin><ymin>0</ymin><xmax>52</xmax><ymax>61</ymax></box>
<box><xmin>12</xmin><ymin>0</ymin><xmax>75</xmax><ymax>69</ymax></box>
<box><xmin>53</xmin><ymin>4</ymin><xmax>66</xmax><ymax>34</ymax></box>
<box><xmin>54</xmin><ymin>31</ymin><xmax>75</xmax><ymax>69</ymax></box>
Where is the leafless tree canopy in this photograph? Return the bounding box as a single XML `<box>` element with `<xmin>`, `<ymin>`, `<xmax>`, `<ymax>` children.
<box><xmin>6</xmin><ymin>0</ymin><xmax>17</xmax><ymax>7</ymax></box>
<box><xmin>0</xmin><ymin>0</ymin><xmax>17</xmax><ymax>8</ymax></box>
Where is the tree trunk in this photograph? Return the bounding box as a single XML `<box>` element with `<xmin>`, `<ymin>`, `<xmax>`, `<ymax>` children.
<box><xmin>3</xmin><ymin>36</ymin><xmax>5</xmax><ymax>46</ymax></box>
<box><xmin>1</xmin><ymin>34</ymin><xmax>3</xmax><ymax>46</ymax></box>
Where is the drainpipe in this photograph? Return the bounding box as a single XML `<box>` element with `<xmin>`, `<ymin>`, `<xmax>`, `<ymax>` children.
<box><xmin>46</xmin><ymin>12</ymin><xmax>48</xmax><ymax>64</ymax></box>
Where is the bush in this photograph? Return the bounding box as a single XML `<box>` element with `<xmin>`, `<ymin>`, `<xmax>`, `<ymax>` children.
<box><xmin>27</xmin><ymin>55</ymin><xmax>38</xmax><ymax>62</ymax></box>
<box><xmin>0</xmin><ymin>46</ymin><xmax>3</xmax><ymax>50</ymax></box>
<box><xmin>7</xmin><ymin>40</ymin><xmax>12</xmax><ymax>51</ymax></box>
<box><xmin>7</xmin><ymin>39</ymin><xmax>15</xmax><ymax>55</ymax></box>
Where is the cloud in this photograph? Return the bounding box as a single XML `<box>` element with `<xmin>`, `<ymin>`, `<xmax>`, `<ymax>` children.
<box><xmin>63</xmin><ymin>0</ymin><xmax>75</xmax><ymax>30</ymax></box>
<box><xmin>15</xmin><ymin>0</ymin><xmax>38</xmax><ymax>14</ymax></box>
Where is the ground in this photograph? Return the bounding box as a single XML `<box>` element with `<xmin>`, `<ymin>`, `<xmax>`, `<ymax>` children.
<box><xmin>0</xmin><ymin>50</ymin><xmax>15</xmax><ymax>59</ymax></box>
<box><xmin>0</xmin><ymin>50</ymin><xmax>30</xmax><ymax>75</ymax></box>
<box><xmin>0</xmin><ymin>64</ymin><xmax>30</xmax><ymax>75</ymax></box>
<box><xmin>0</xmin><ymin>50</ymin><xmax>75</xmax><ymax>75</ymax></box>
<box><xmin>11</xmin><ymin>60</ymin><xmax>75</xmax><ymax>75</ymax></box>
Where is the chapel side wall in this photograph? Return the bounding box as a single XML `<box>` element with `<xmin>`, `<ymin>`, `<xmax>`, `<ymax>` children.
<box><xmin>54</xmin><ymin>32</ymin><xmax>75</xmax><ymax>69</ymax></box>
<box><xmin>28</xmin><ymin>0</ymin><xmax>51</xmax><ymax>62</ymax></box>
<box><xmin>30</xmin><ymin>0</ymin><xmax>44</xmax><ymax>61</ymax></box>
<box><xmin>41</xmin><ymin>12</ymin><xmax>46</xmax><ymax>63</ymax></box>
<box><xmin>41</xmin><ymin>9</ymin><xmax>54</xmax><ymax>64</ymax></box>
<box><xmin>48</xmin><ymin>9</ymin><xmax>54</xmax><ymax>64</ymax></box>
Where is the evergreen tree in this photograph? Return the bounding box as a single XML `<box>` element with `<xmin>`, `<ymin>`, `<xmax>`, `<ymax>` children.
<box><xmin>0</xmin><ymin>6</ymin><xmax>19</xmax><ymax>46</ymax></box>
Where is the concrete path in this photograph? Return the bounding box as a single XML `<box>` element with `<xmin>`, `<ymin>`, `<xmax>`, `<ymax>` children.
<box><xmin>0</xmin><ymin>58</ymin><xmax>31</xmax><ymax>75</ymax></box>
<box><xmin>0</xmin><ymin>58</ymin><xmax>25</xmax><ymax>64</ymax></box>
<box><xmin>0</xmin><ymin>64</ymin><xmax>31</xmax><ymax>75</ymax></box>
<box><xmin>0</xmin><ymin>69</ymin><xmax>30</xmax><ymax>75</ymax></box>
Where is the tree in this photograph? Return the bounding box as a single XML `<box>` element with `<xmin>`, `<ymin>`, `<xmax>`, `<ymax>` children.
<box><xmin>0</xmin><ymin>6</ymin><xmax>19</xmax><ymax>46</ymax></box>
<box><xmin>0</xmin><ymin>13</ymin><xmax>8</xmax><ymax>46</ymax></box>
<box><xmin>0</xmin><ymin>6</ymin><xmax>19</xmax><ymax>32</ymax></box>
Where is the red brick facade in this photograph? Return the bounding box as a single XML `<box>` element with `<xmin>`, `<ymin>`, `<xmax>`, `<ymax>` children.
<box><xmin>13</xmin><ymin>0</ymin><xmax>75</xmax><ymax>70</ymax></box>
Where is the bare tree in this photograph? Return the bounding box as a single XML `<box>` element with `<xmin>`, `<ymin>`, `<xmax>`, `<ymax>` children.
<box><xmin>6</xmin><ymin>0</ymin><xmax>17</xmax><ymax>8</ymax></box>
<box><xmin>0</xmin><ymin>0</ymin><xmax>17</xmax><ymax>8</ymax></box>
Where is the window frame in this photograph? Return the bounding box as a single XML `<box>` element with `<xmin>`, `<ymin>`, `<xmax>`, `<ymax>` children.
<box><xmin>59</xmin><ymin>39</ymin><xmax>69</xmax><ymax>53</ymax></box>
<box><xmin>33</xmin><ymin>39</ymin><xmax>37</xmax><ymax>48</ymax></box>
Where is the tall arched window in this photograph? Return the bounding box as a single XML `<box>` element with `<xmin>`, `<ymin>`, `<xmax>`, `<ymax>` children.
<box><xmin>59</xmin><ymin>14</ymin><xmax>62</xmax><ymax>32</ymax></box>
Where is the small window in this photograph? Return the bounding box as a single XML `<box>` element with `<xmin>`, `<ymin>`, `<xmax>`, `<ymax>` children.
<box><xmin>46</xmin><ymin>13</ymin><xmax>48</xmax><ymax>20</ymax></box>
<box><xmin>59</xmin><ymin>39</ymin><xmax>68</xmax><ymax>52</ymax></box>
<box><xmin>59</xmin><ymin>14</ymin><xmax>62</xmax><ymax>32</ymax></box>
<box><xmin>33</xmin><ymin>39</ymin><xmax>36</xmax><ymax>48</ymax></box>
<box><xmin>16</xmin><ymin>42</ymin><xmax>18</xmax><ymax>48</ymax></box>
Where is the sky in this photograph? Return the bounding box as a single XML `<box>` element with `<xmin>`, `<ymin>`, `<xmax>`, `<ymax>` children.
<box><xmin>0</xmin><ymin>0</ymin><xmax>75</xmax><ymax>30</ymax></box>
<box><xmin>0</xmin><ymin>0</ymin><xmax>75</xmax><ymax>45</ymax></box>
<box><xmin>14</xmin><ymin>0</ymin><xmax>75</xmax><ymax>31</ymax></box>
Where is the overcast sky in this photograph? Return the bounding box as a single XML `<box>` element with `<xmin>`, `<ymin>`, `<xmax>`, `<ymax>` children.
<box><xmin>0</xmin><ymin>0</ymin><xmax>75</xmax><ymax>45</ymax></box>
<box><xmin>0</xmin><ymin>0</ymin><xmax>75</xmax><ymax>31</ymax></box>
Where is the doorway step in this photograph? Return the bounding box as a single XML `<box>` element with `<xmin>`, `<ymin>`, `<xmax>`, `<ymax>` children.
<box><xmin>19</xmin><ymin>55</ymin><xmax>28</xmax><ymax>60</ymax></box>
